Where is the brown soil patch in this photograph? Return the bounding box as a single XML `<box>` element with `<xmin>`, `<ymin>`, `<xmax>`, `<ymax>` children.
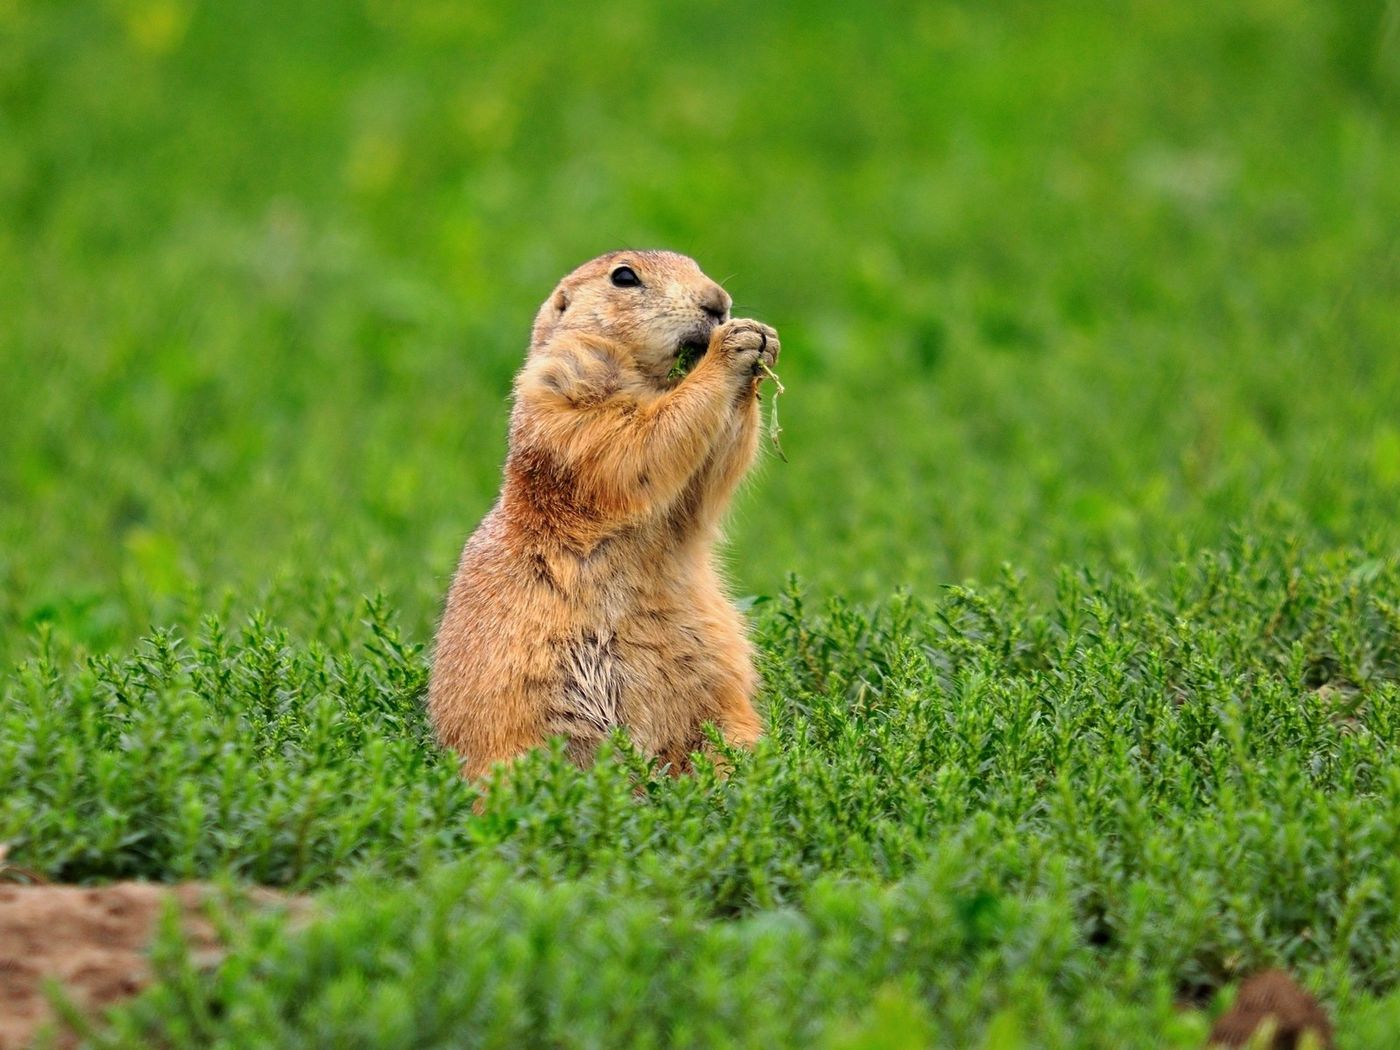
<box><xmin>0</xmin><ymin>881</ymin><xmax>293</xmax><ymax>1049</ymax></box>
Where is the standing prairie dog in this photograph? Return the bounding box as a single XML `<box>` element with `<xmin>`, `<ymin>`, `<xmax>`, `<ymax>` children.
<box><xmin>429</xmin><ymin>250</ymin><xmax>780</xmax><ymax>778</ymax></box>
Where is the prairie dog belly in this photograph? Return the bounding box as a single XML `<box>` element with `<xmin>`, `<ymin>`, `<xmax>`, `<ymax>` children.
<box><xmin>544</xmin><ymin>544</ymin><xmax>740</xmax><ymax>760</ymax></box>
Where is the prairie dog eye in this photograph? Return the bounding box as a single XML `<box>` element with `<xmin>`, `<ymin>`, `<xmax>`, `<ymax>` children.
<box><xmin>610</xmin><ymin>265</ymin><xmax>641</xmax><ymax>288</ymax></box>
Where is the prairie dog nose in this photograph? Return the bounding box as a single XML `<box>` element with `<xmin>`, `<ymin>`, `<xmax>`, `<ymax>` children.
<box><xmin>699</xmin><ymin>284</ymin><xmax>732</xmax><ymax>322</ymax></box>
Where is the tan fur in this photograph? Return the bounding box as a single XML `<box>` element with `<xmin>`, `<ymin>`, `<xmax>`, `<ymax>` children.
<box><xmin>429</xmin><ymin>250</ymin><xmax>779</xmax><ymax>778</ymax></box>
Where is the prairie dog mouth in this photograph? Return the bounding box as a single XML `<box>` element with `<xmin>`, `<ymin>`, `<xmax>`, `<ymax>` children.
<box><xmin>668</xmin><ymin>322</ymin><xmax>716</xmax><ymax>380</ymax></box>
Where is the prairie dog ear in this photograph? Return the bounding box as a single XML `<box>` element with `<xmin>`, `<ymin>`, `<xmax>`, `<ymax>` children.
<box><xmin>530</xmin><ymin>286</ymin><xmax>571</xmax><ymax>349</ymax></box>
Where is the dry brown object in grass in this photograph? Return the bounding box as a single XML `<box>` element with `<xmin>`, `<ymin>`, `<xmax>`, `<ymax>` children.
<box><xmin>1207</xmin><ymin>970</ymin><xmax>1334</xmax><ymax>1049</ymax></box>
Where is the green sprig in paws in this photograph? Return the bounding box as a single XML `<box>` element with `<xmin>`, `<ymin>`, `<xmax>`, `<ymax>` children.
<box><xmin>758</xmin><ymin>360</ymin><xmax>787</xmax><ymax>462</ymax></box>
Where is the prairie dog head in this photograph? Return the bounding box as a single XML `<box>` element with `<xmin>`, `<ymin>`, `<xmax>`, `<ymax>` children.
<box><xmin>531</xmin><ymin>250</ymin><xmax>732</xmax><ymax>383</ymax></box>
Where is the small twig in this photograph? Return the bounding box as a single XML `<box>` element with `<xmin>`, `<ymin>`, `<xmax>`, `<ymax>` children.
<box><xmin>757</xmin><ymin>361</ymin><xmax>787</xmax><ymax>462</ymax></box>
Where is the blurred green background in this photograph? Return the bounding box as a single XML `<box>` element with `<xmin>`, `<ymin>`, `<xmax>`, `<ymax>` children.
<box><xmin>2</xmin><ymin>0</ymin><xmax>1398</xmax><ymax>660</ymax></box>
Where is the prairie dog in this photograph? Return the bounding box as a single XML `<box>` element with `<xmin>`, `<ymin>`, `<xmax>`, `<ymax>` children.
<box><xmin>429</xmin><ymin>250</ymin><xmax>779</xmax><ymax>777</ymax></box>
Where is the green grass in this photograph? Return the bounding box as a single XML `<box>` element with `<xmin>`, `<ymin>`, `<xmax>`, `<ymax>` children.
<box><xmin>11</xmin><ymin>545</ymin><xmax>1400</xmax><ymax>1045</ymax></box>
<box><xmin>3</xmin><ymin>0</ymin><xmax>1400</xmax><ymax>1046</ymax></box>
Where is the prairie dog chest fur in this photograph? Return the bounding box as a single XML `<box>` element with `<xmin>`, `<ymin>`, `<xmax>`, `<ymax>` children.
<box><xmin>429</xmin><ymin>250</ymin><xmax>780</xmax><ymax>778</ymax></box>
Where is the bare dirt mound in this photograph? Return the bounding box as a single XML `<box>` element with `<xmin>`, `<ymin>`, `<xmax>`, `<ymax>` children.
<box><xmin>0</xmin><ymin>880</ymin><xmax>291</xmax><ymax>1049</ymax></box>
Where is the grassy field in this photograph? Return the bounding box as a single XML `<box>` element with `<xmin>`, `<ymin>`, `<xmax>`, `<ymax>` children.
<box><xmin>3</xmin><ymin>0</ymin><xmax>1400</xmax><ymax>1045</ymax></box>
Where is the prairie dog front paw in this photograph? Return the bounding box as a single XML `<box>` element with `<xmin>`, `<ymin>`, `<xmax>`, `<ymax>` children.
<box><xmin>712</xmin><ymin>319</ymin><xmax>780</xmax><ymax>377</ymax></box>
